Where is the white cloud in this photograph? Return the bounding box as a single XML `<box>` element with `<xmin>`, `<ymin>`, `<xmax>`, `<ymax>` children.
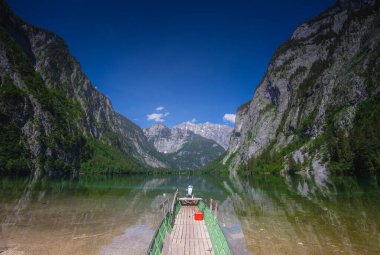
<box><xmin>191</xmin><ymin>118</ymin><xmax>197</xmax><ymax>123</ymax></box>
<box><xmin>223</xmin><ymin>113</ymin><xmax>236</xmax><ymax>124</ymax></box>
<box><xmin>156</xmin><ymin>106</ymin><xmax>164</xmax><ymax>111</ymax></box>
<box><xmin>147</xmin><ymin>113</ymin><xmax>165</xmax><ymax>122</ymax></box>
<box><xmin>147</xmin><ymin>110</ymin><xmax>169</xmax><ymax>122</ymax></box>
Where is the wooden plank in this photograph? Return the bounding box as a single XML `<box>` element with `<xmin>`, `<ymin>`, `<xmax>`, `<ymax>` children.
<box><xmin>166</xmin><ymin>205</ymin><xmax>214</xmax><ymax>255</ymax></box>
<box><xmin>199</xmin><ymin>236</ymin><xmax>205</xmax><ymax>255</ymax></box>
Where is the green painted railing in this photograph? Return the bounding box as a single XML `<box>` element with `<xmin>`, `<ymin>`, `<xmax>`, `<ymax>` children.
<box><xmin>198</xmin><ymin>201</ymin><xmax>232</xmax><ymax>255</ymax></box>
<box><xmin>172</xmin><ymin>201</ymin><xmax>182</xmax><ymax>226</ymax></box>
<box><xmin>147</xmin><ymin>211</ymin><xmax>171</xmax><ymax>255</ymax></box>
<box><xmin>147</xmin><ymin>199</ymin><xmax>231</xmax><ymax>255</ymax></box>
<box><xmin>147</xmin><ymin>201</ymin><xmax>181</xmax><ymax>255</ymax></box>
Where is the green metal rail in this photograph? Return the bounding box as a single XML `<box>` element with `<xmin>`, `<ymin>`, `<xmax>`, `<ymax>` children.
<box><xmin>147</xmin><ymin>199</ymin><xmax>231</xmax><ymax>255</ymax></box>
<box><xmin>147</xmin><ymin>202</ymin><xmax>181</xmax><ymax>255</ymax></box>
<box><xmin>198</xmin><ymin>201</ymin><xmax>232</xmax><ymax>255</ymax></box>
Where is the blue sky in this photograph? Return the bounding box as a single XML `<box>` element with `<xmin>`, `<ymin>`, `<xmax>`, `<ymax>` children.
<box><xmin>8</xmin><ymin>0</ymin><xmax>335</xmax><ymax>127</ymax></box>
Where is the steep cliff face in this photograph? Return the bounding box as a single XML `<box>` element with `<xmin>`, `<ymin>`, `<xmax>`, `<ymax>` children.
<box><xmin>0</xmin><ymin>0</ymin><xmax>166</xmax><ymax>179</ymax></box>
<box><xmin>225</xmin><ymin>0</ymin><xmax>380</xmax><ymax>177</ymax></box>
<box><xmin>143</xmin><ymin>123</ymin><xmax>225</xmax><ymax>169</ymax></box>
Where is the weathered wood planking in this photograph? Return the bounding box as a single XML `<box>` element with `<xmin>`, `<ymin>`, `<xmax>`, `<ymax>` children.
<box><xmin>165</xmin><ymin>206</ymin><xmax>214</xmax><ymax>255</ymax></box>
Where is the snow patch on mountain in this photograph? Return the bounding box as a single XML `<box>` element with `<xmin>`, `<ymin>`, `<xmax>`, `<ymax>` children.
<box><xmin>175</xmin><ymin>122</ymin><xmax>232</xmax><ymax>149</ymax></box>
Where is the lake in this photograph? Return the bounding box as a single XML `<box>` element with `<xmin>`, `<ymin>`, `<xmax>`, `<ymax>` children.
<box><xmin>0</xmin><ymin>174</ymin><xmax>379</xmax><ymax>254</ymax></box>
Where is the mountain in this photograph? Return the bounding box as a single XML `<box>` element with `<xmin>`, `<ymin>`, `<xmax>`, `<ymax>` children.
<box><xmin>175</xmin><ymin>121</ymin><xmax>232</xmax><ymax>149</ymax></box>
<box><xmin>223</xmin><ymin>0</ymin><xmax>380</xmax><ymax>178</ymax></box>
<box><xmin>0</xmin><ymin>0</ymin><xmax>166</xmax><ymax>179</ymax></box>
<box><xmin>143</xmin><ymin>123</ymin><xmax>225</xmax><ymax>170</ymax></box>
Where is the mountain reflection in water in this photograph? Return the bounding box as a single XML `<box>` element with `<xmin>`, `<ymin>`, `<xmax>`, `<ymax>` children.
<box><xmin>229</xmin><ymin>175</ymin><xmax>380</xmax><ymax>254</ymax></box>
<box><xmin>0</xmin><ymin>174</ymin><xmax>379</xmax><ymax>254</ymax></box>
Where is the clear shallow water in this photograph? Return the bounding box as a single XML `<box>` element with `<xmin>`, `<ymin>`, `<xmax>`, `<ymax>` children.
<box><xmin>233</xmin><ymin>176</ymin><xmax>380</xmax><ymax>255</ymax></box>
<box><xmin>0</xmin><ymin>174</ymin><xmax>379</xmax><ymax>255</ymax></box>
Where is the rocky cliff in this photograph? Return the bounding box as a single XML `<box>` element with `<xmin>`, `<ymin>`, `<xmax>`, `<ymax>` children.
<box><xmin>175</xmin><ymin>121</ymin><xmax>232</xmax><ymax>149</ymax></box>
<box><xmin>0</xmin><ymin>0</ymin><xmax>166</xmax><ymax>179</ymax></box>
<box><xmin>144</xmin><ymin>123</ymin><xmax>225</xmax><ymax>169</ymax></box>
<box><xmin>225</xmin><ymin>0</ymin><xmax>380</xmax><ymax>177</ymax></box>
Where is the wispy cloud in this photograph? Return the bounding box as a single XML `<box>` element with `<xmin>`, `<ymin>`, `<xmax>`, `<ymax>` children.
<box><xmin>191</xmin><ymin>118</ymin><xmax>197</xmax><ymax>123</ymax></box>
<box><xmin>223</xmin><ymin>113</ymin><xmax>236</xmax><ymax>124</ymax></box>
<box><xmin>147</xmin><ymin>108</ymin><xmax>170</xmax><ymax>122</ymax></box>
<box><xmin>147</xmin><ymin>113</ymin><xmax>165</xmax><ymax>122</ymax></box>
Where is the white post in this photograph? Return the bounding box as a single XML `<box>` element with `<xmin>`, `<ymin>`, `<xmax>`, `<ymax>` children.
<box><xmin>214</xmin><ymin>202</ymin><xmax>218</xmax><ymax>219</ymax></box>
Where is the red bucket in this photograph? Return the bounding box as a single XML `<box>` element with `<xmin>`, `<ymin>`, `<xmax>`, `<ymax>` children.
<box><xmin>194</xmin><ymin>211</ymin><xmax>203</xmax><ymax>221</ymax></box>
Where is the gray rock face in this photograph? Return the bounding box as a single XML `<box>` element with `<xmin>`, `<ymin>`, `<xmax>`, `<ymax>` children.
<box><xmin>0</xmin><ymin>0</ymin><xmax>166</xmax><ymax>179</ymax></box>
<box><xmin>225</xmin><ymin>0</ymin><xmax>380</xmax><ymax>174</ymax></box>
<box><xmin>143</xmin><ymin>123</ymin><xmax>225</xmax><ymax>169</ymax></box>
<box><xmin>143</xmin><ymin>123</ymin><xmax>191</xmax><ymax>154</ymax></box>
<box><xmin>175</xmin><ymin>122</ymin><xmax>233</xmax><ymax>149</ymax></box>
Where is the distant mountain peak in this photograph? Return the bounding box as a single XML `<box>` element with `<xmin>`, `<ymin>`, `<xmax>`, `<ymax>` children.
<box><xmin>143</xmin><ymin>124</ymin><xmax>224</xmax><ymax>169</ymax></box>
<box><xmin>152</xmin><ymin>122</ymin><xmax>166</xmax><ymax>127</ymax></box>
<box><xmin>175</xmin><ymin>121</ymin><xmax>232</xmax><ymax>149</ymax></box>
<box><xmin>146</xmin><ymin>122</ymin><xmax>169</xmax><ymax>130</ymax></box>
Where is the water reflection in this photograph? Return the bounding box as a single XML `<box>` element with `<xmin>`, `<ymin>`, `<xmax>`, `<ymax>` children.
<box><xmin>228</xmin><ymin>174</ymin><xmax>380</xmax><ymax>255</ymax></box>
<box><xmin>0</xmin><ymin>175</ymin><xmax>248</xmax><ymax>254</ymax></box>
<box><xmin>1</xmin><ymin>174</ymin><xmax>379</xmax><ymax>254</ymax></box>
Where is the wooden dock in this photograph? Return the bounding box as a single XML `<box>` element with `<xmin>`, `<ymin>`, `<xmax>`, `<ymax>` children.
<box><xmin>164</xmin><ymin>206</ymin><xmax>214</xmax><ymax>255</ymax></box>
<box><xmin>147</xmin><ymin>191</ymin><xmax>231</xmax><ymax>255</ymax></box>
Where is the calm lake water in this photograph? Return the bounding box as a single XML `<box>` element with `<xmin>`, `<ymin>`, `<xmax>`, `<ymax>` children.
<box><xmin>0</xmin><ymin>174</ymin><xmax>379</xmax><ymax>255</ymax></box>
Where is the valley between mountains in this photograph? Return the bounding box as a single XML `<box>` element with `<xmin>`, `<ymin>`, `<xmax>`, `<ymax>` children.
<box><xmin>1</xmin><ymin>1</ymin><xmax>380</xmax><ymax>255</ymax></box>
<box><xmin>0</xmin><ymin>0</ymin><xmax>379</xmax><ymax>180</ymax></box>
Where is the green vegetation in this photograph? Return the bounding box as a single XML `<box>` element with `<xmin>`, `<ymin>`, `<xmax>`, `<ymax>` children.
<box><xmin>365</xmin><ymin>43</ymin><xmax>380</xmax><ymax>94</ymax></box>
<box><xmin>239</xmin><ymin>92</ymin><xmax>380</xmax><ymax>178</ymax></box>
<box><xmin>238</xmin><ymin>134</ymin><xmax>328</xmax><ymax>177</ymax></box>
<box><xmin>0</xmin><ymin>77</ymin><xmax>30</xmax><ymax>176</ymax></box>
<box><xmin>327</xmin><ymin>93</ymin><xmax>380</xmax><ymax>177</ymax></box>
<box><xmin>289</xmin><ymin>66</ymin><xmax>307</xmax><ymax>83</ymax></box>
<box><xmin>262</xmin><ymin>103</ymin><xmax>277</xmax><ymax>114</ymax></box>
<box><xmin>0</xmin><ymin>26</ymin><xmax>87</xmax><ymax>177</ymax></box>
<box><xmin>287</xmin><ymin>155</ymin><xmax>302</xmax><ymax>175</ymax></box>
<box><xmin>297</xmin><ymin>59</ymin><xmax>330</xmax><ymax>100</ymax></box>
<box><xmin>239</xmin><ymin>91</ymin><xmax>380</xmax><ymax>179</ymax></box>
<box><xmin>241</xmin><ymin>141</ymin><xmax>280</xmax><ymax>176</ymax></box>
<box><xmin>199</xmin><ymin>153</ymin><xmax>229</xmax><ymax>176</ymax></box>
<box><xmin>0</xmin><ymin>25</ymin><xmax>180</xmax><ymax>177</ymax></box>
<box><xmin>80</xmin><ymin>139</ymin><xmax>150</xmax><ymax>175</ymax></box>
<box><xmin>294</xmin><ymin>59</ymin><xmax>329</xmax><ymax>139</ymax></box>
<box><xmin>276</xmin><ymin>108</ymin><xmax>291</xmax><ymax>137</ymax></box>
<box><xmin>238</xmin><ymin>48</ymin><xmax>379</xmax><ymax>179</ymax></box>
<box><xmin>216</xmin><ymin>4</ymin><xmax>380</xmax><ymax>179</ymax></box>
<box><xmin>273</xmin><ymin>56</ymin><xmax>295</xmax><ymax>73</ymax></box>
<box><xmin>351</xmin><ymin>96</ymin><xmax>380</xmax><ymax>177</ymax></box>
<box><xmin>297</xmin><ymin>107</ymin><xmax>318</xmax><ymax>139</ymax></box>
<box><xmin>1</xmin><ymin>26</ymin><xmax>189</xmax><ymax>177</ymax></box>
<box><xmin>325</xmin><ymin>108</ymin><xmax>353</xmax><ymax>174</ymax></box>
